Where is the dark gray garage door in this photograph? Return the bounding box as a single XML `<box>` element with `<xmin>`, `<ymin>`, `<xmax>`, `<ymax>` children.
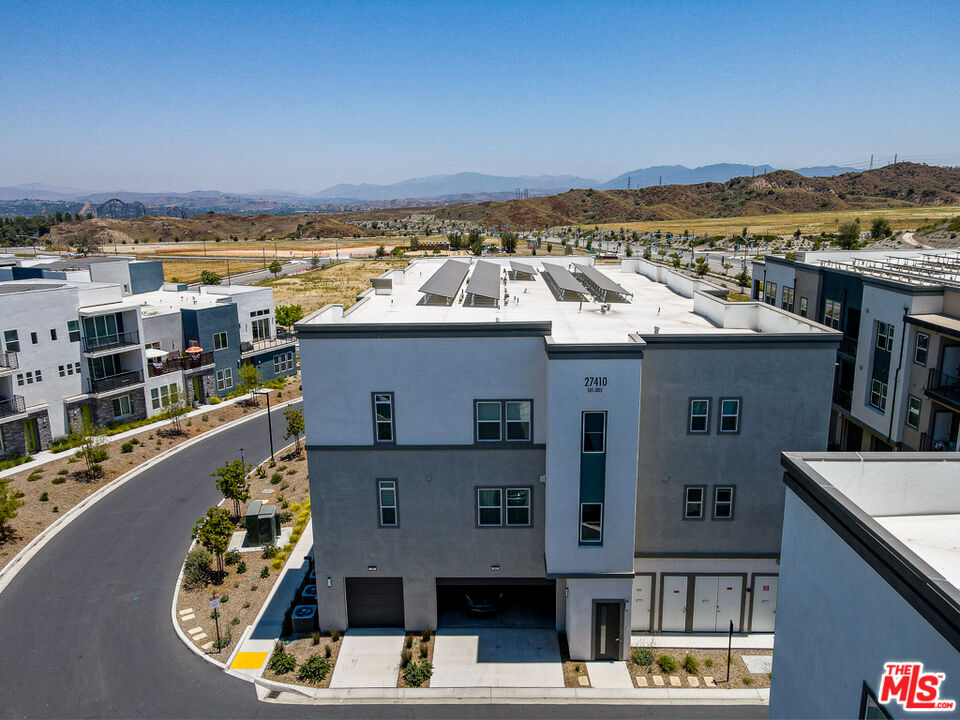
<box><xmin>345</xmin><ymin>577</ymin><xmax>405</xmax><ymax>628</ymax></box>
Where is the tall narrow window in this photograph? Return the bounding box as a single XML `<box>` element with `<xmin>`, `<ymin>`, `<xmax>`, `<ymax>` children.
<box><xmin>30</xmin><ymin>332</ymin><xmax>38</xmax><ymax>344</ymax></box>
<box><xmin>764</xmin><ymin>281</ymin><xmax>777</xmax><ymax>305</ymax></box>
<box><xmin>718</xmin><ymin>398</ymin><xmax>741</xmax><ymax>433</ymax></box>
<box><xmin>506</xmin><ymin>488</ymin><xmax>531</xmax><ymax>526</ymax></box>
<box><xmin>477</xmin><ymin>488</ymin><xmax>502</xmax><ymax>526</ymax></box>
<box><xmin>875</xmin><ymin>321</ymin><xmax>894</xmax><ymax>351</ymax></box>
<box><xmin>914</xmin><ymin>332</ymin><xmax>929</xmax><ymax>366</ymax></box>
<box><xmin>505</xmin><ymin>401</ymin><xmax>531</xmax><ymax>441</ymax></box>
<box><xmin>869</xmin><ymin>378</ymin><xmax>888</xmax><ymax>411</ymax></box>
<box><xmin>216</xmin><ymin>367</ymin><xmax>233</xmax><ymax>391</ymax></box>
<box><xmin>906</xmin><ymin>395</ymin><xmax>922</xmax><ymax>429</ymax></box>
<box><xmin>213</xmin><ymin>332</ymin><xmax>228</xmax><ymax>351</ymax></box>
<box><xmin>50</xmin><ymin>328</ymin><xmax>57</xmax><ymax>341</ymax></box>
<box><xmin>378</xmin><ymin>480</ymin><xmax>398</xmax><ymax>526</ymax></box>
<box><xmin>799</xmin><ymin>297</ymin><xmax>808</xmax><ymax>318</ymax></box>
<box><xmin>3</xmin><ymin>330</ymin><xmax>20</xmax><ymax>353</ymax></box>
<box><xmin>582</xmin><ymin>411</ymin><xmax>606</xmax><ymax>453</ymax></box>
<box><xmin>112</xmin><ymin>395</ymin><xmax>131</xmax><ymax>418</ymax></box>
<box><xmin>476</xmin><ymin>401</ymin><xmax>502</xmax><ymax>441</ymax></box>
<box><xmin>823</xmin><ymin>299</ymin><xmax>842</xmax><ymax>330</ymax></box>
<box><xmin>781</xmin><ymin>287</ymin><xmax>795</xmax><ymax>313</ymax></box>
<box><xmin>689</xmin><ymin>399</ymin><xmax>710</xmax><ymax>433</ymax></box>
<box><xmin>373</xmin><ymin>392</ymin><xmax>395</xmax><ymax>443</ymax></box>
<box><xmin>67</xmin><ymin>320</ymin><xmax>80</xmax><ymax>342</ymax></box>
<box><xmin>684</xmin><ymin>486</ymin><xmax>705</xmax><ymax>519</ymax></box>
<box><xmin>579</xmin><ymin>503</ymin><xmax>603</xmax><ymax>543</ymax></box>
<box><xmin>713</xmin><ymin>486</ymin><xmax>734</xmax><ymax>520</ymax></box>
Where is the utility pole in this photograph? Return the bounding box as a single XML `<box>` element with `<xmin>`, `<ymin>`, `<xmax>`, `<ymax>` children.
<box><xmin>869</xmin><ymin>154</ymin><xmax>873</xmax><ymax>170</ymax></box>
<box><xmin>894</xmin><ymin>153</ymin><xmax>898</xmax><ymax>165</ymax></box>
<box><xmin>226</xmin><ymin>258</ymin><xmax>230</xmax><ymax>285</ymax></box>
<box><xmin>659</xmin><ymin>175</ymin><xmax>662</xmax><ymax>186</ymax></box>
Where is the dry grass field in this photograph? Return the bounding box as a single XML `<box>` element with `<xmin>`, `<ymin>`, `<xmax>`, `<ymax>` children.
<box><xmin>256</xmin><ymin>259</ymin><xmax>408</xmax><ymax>314</ymax></box>
<box><xmin>140</xmin><ymin>256</ymin><xmax>265</xmax><ymax>283</ymax></box>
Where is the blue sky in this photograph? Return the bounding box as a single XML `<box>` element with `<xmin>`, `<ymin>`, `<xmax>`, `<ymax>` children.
<box><xmin>1</xmin><ymin>0</ymin><xmax>958</xmax><ymax>192</ymax></box>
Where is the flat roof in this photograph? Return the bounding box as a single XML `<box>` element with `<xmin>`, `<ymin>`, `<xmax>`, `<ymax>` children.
<box><xmin>301</xmin><ymin>258</ymin><xmax>835</xmax><ymax>344</ymax></box>
<box><xmin>0</xmin><ymin>282</ymin><xmax>67</xmax><ymax>294</ymax></box>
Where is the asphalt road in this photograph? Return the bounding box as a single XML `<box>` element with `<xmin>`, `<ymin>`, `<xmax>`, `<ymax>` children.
<box><xmin>0</xmin><ymin>402</ymin><xmax>764</xmax><ymax>719</ymax></box>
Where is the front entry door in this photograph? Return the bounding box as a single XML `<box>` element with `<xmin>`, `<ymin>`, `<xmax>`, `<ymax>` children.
<box><xmin>23</xmin><ymin>419</ymin><xmax>39</xmax><ymax>454</ymax></box>
<box><xmin>594</xmin><ymin>602</ymin><xmax>621</xmax><ymax>660</ymax></box>
<box><xmin>192</xmin><ymin>376</ymin><xmax>203</xmax><ymax>404</ymax></box>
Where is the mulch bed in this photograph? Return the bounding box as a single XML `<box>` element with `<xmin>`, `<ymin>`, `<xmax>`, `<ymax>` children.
<box><xmin>629</xmin><ymin>647</ymin><xmax>772</xmax><ymax>689</ymax></box>
<box><xmin>397</xmin><ymin>633</ymin><xmax>434</xmax><ymax>688</ymax></box>
<box><xmin>262</xmin><ymin>634</ymin><xmax>342</xmax><ymax>688</ymax></box>
<box><xmin>559</xmin><ymin>634</ymin><xmax>590</xmax><ymax>688</ymax></box>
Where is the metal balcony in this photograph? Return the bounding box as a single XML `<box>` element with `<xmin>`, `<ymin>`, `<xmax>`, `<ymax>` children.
<box><xmin>88</xmin><ymin>370</ymin><xmax>143</xmax><ymax>394</ymax></box>
<box><xmin>241</xmin><ymin>335</ymin><xmax>297</xmax><ymax>357</ymax></box>
<box><xmin>838</xmin><ymin>335</ymin><xmax>858</xmax><ymax>359</ymax></box>
<box><xmin>147</xmin><ymin>352</ymin><xmax>215</xmax><ymax>377</ymax></box>
<box><xmin>83</xmin><ymin>330</ymin><xmax>140</xmax><ymax>354</ymax></box>
<box><xmin>0</xmin><ymin>395</ymin><xmax>25</xmax><ymax>418</ymax></box>
<box><xmin>925</xmin><ymin>369</ymin><xmax>960</xmax><ymax>412</ymax></box>
<box><xmin>0</xmin><ymin>351</ymin><xmax>18</xmax><ymax>374</ymax></box>
<box><xmin>832</xmin><ymin>386</ymin><xmax>852</xmax><ymax>412</ymax></box>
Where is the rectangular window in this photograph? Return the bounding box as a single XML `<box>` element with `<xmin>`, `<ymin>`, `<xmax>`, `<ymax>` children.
<box><xmin>151</xmin><ymin>383</ymin><xmax>178</xmax><ymax>410</ymax></box>
<box><xmin>16</xmin><ymin>373</ymin><xmax>24</xmax><ymax>386</ymax></box>
<box><xmin>823</xmin><ymin>299</ymin><xmax>842</xmax><ymax>330</ymax></box>
<box><xmin>689</xmin><ymin>398</ymin><xmax>710</xmax><ymax>433</ymax></box>
<box><xmin>764</xmin><ymin>281</ymin><xmax>777</xmax><ymax>305</ymax></box>
<box><xmin>914</xmin><ymin>332</ymin><xmax>929</xmax><ymax>366</ymax></box>
<box><xmin>35</xmin><ymin>370</ymin><xmax>42</xmax><ymax>382</ymax></box>
<box><xmin>875</xmin><ymin>321</ymin><xmax>894</xmax><ymax>351</ymax></box>
<box><xmin>718</xmin><ymin>398</ymin><xmax>741</xmax><ymax>433</ymax></box>
<box><xmin>869</xmin><ymin>378</ymin><xmax>888</xmax><ymax>411</ymax></box>
<box><xmin>73</xmin><ymin>362</ymin><xmax>81</xmax><ymax>375</ymax></box>
<box><xmin>476</xmin><ymin>401</ymin><xmax>502</xmax><ymax>441</ymax></box>
<box><xmin>684</xmin><ymin>486</ymin><xmax>705</xmax><ymax>519</ymax></box>
<box><xmin>68</xmin><ymin>320</ymin><xmax>80</xmax><ymax>342</ymax></box>
<box><xmin>799</xmin><ymin>297</ymin><xmax>808</xmax><ymax>318</ymax></box>
<box><xmin>50</xmin><ymin>328</ymin><xmax>57</xmax><ymax>341</ymax></box>
<box><xmin>713</xmin><ymin>486</ymin><xmax>735</xmax><ymax>520</ymax></box>
<box><xmin>59</xmin><ymin>365</ymin><xmax>66</xmax><ymax>377</ymax></box>
<box><xmin>30</xmin><ymin>331</ymin><xmax>38</xmax><ymax>344</ymax></box>
<box><xmin>506</xmin><ymin>488</ymin><xmax>531</xmax><ymax>526</ymax></box>
<box><xmin>373</xmin><ymin>392</ymin><xmax>395</xmax><ymax>443</ymax></box>
<box><xmin>252</xmin><ymin>317</ymin><xmax>270</xmax><ymax>341</ymax></box>
<box><xmin>216</xmin><ymin>368</ymin><xmax>233</xmax><ymax>391</ymax></box>
<box><xmin>906</xmin><ymin>395</ymin><xmax>922</xmax><ymax>429</ymax></box>
<box><xmin>112</xmin><ymin>395</ymin><xmax>131</xmax><ymax>418</ymax></box>
<box><xmin>25</xmin><ymin>371</ymin><xmax>33</xmax><ymax>384</ymax></box>
<box><xmin>582</xmin><ymin>411</ymin><xmax>606</xmax><ymax>453</ymax></box>
<box><xmin>477</xmin><ymin>488</ymin><xmax>502</xmax><ymax>526</ymax></box>
<box><xmin>781</xmin><ymin>286</ymin><xmax>795</xmax><ymax>313</ymax></box>
<box><xmin>505</xmin><ymin>401</ymin><xmax>531</xmax><ymax>441</ymax></box>
<box><xmin>579</xmin><ymin>503</ymin><xmax>603</xmax><ymax>543</ymax></box>
<box><xmin>378</xmin><ymin>480</ymin><xmax>398</xmax><ymax>527</ymax></box>
<box><xmin>4</xmin><ymin>330</ymin><xmax>20</xmax><ymax>352</ymax></box>
<box><xmin>213</xmin><ymin>332</ymin><xmax>228</xmax><ymax>351</ymax></box>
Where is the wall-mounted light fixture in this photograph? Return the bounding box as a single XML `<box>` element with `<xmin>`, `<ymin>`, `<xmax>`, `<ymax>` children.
<box><xmin>490</xmin><ymin>564</ymin><xmax>500</xmax><ymax>572</ymax></box>
<box><xmin>327</xmin><ymin>576</ymin><xmax>332</xmax><ymax>587</ymax></box>
<box><xmin>368</xmin><ymin>565</ymin><xmax>377</xmax><ymax>572</ymax></box>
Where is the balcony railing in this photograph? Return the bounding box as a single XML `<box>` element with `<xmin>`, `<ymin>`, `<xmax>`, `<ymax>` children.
<box><xmin>0</xmin><ymin>351</ymin><xmax>18</xmax><ymax>371</ymax></box>
<box><xmin>241</xmin><ymin>335</ymin><xmax>297</xmax><ymax>355</ymax></box>
<box><xmin>88</xmin><ymin>370</ymin><xmax>143</xmax><ymax>394</ymax></box>
<box><xmin>832</xmin><ymin>386</ymin><xmax>853</xmax><ymax>412</ymax></box>
<box><xmin>926</xmin><ymin>368</ymin><xmax>960</xmax><ymax>410</ymax></box>
<box><xmin>83</xmin><ymin>330</ymin><xmax>140</xmax><ymax>353</ymax></box>
<box><xmin>0</xmin><ymin>395</ymin><xmax>25</xmax><ymax>418</ymax></box>
<box><xmin>147</xmin><ymin>352</ymin><xmax>215</xmax><ymax>377</ymax></box>
<box><xmin>838</xmin><ymin>335</ymin><xmax>858</xmax><ymax>359</ymax></box>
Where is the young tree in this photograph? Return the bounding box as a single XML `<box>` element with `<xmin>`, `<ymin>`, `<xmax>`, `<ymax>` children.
<box><xmin>409</xmin><ymin>236</ymin><xmax>420</xmax><ymax>251</ymax></box>
<box><xmin>375</xmin><ymin>245</ymin><xmax>386</xmax><ymax>257</ymax></box>
<box><xmin>310</xmin><ymin>255</ymin><xmax>321</xmax><ymax>269</ymax></box>
<box><xmin>73</xmin><ymin>233</ymin><xmax>101</xmax><ymax>257</ymax></box>
<box><xmin>237</xmin><ymin>363</ymin><xmax>263</xmax><ymax>398</ymax></box>
<box><xmin>192</xmin><ymin>506</ymin><xmax>234</xmax><ymax>582</ymax></box>
<box><xmin>283</xmin><ymin>408</ymin><xmax>305</xmax><ymax>454</ymax></box>
<box><xmin>275</xmin><ymin>304</ymin><xmax>304</xmax><ymax>328</ymax></box>
<box><xmin>0</xmin><ymin>477</ymin><xmax>25</xmax><ymax>540</ymax></box>
<box><xmin>73</xmin><ymin>418</ymin><xmax>107</xmax><ymax>477</ymax></box>
<box><xmin>500</xmin><ymin>232</ymin><xmax>518</xmax><ymax>254</ymax></box>
<box><xmin>164</xmin><ymin>383</ymin><xmax>188</xmax><ymax>435</ymax></box>
<box><xmin>871</xmin><ymin>217</ymin><xmax>893</xmax><ymax>239</ymax></box>
<box><xmin>200</xmin><ymin>270</ymin><xmax>222</xmax><ymax>285</ymax></box>
<box><xmin>469</xmin><ymin>228</ymin><xmax>483</xmax><ymax>256</ymax></box>
<box><xmin>694</xmin><ymin>257</ymin><xmax>709</xmax><ymax>276</ymax></box>
<box><xmin>269</xmin><ymin>260</ymin><xmax>283</xmax><ymax>276</ymax></box>
<box><xmin>212</xmin><ymin>458</ymin><xmax>252</xmax><ymax>519</ymax></box>
<box><xmin>837</xmin><ymin>221</ymin><xmax>861</xmax><ymax>249</ymax></box>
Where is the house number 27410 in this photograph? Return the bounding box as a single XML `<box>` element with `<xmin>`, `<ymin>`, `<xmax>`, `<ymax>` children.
<box><xmin>584</xmin><ymin>376</ymin><xmax>607</xmax><ymax>393</ymax></box>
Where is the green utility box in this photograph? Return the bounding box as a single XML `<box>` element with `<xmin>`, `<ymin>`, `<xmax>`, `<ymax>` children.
<box><xmin>257</xmin><ymin>503</ymin><xmax>280</xmax><ymax>546</ymax></box>
<box><xmin>245</xmin><ymin>500</ymin><xmax>264</xmax><ymax>545</ymax></box>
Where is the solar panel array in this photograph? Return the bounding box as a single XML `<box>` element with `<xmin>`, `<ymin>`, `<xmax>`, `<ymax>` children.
<box><xmin>509</xmin><ymin>260</ymin><xmax>536</xmax><ymax>278</ymax></box>
<box><xmin>465</xmin><ymin>260</ymin><xmax>501</xmax><ymax>301</ymax></box>
<box><xmin>541</xmin><ymin>263</ymin><xmax>589</xmax><ymax>298</ymax></box>
<box><xmin>575</xmin><ymin>264</ymin><xmax>632</xmax><ymax>299</ymax></box>
<box><xmin>418</xmin><ymin>260</ymin><xmax>470</xmax><ymax>300</ymax></box>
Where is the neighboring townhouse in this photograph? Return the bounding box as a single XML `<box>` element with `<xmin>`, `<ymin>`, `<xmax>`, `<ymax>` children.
<box><xmin>772</xmin><ymin>452</ymin><xmax>960</xmax><ymax>718</ymax></box>
<box><xmin>752</xmin><ymin>249</ymin><xmax>960</xmax><ymax>453</ymax></box>
<box><xmin>3</xmin><ymin>254</ymin><xmax>165</xmax><ymax>293</ymax></box>
<box><xmin>0</xmin><ymin>261</ymin><xmax>296</xmax><ymax>457</ymax></box>
<box><xmin>297</xmin><ymin>257</ymin><xmax>839</xmax><ymax>660</ymax></box>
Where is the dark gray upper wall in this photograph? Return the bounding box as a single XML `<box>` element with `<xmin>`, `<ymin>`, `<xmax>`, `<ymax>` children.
<box><xmin>635</xmin><ymin>342</ymin><xmax>836</xmax><ymax>555</ymax></box>
<box><xmin>181</xmin><ymin>304</ymin><xmax>240</xmax><ymax>394</ymax></box>
<box><xmin>129</xmin><ymin>261</ymin><xmax>164</xmax><ymax>294</ymax></box>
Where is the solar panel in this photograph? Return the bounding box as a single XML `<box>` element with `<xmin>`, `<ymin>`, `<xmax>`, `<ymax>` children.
<box><xmin>509</xmin><ymin>260</ymin><xmax>536</xmax><ymax>277</ymax></box>
<box><xmin>418</xmin><ymin>260</ymin><xmax>470</xmax><ymax>300</ymax></box>
<box><xmin>541</xmin><ymin>263</ymin><xmax>589</xmax><ymax>298</ymax></box>
<box><xmin>465</xmin><ymin>260</ymin><xmax>501</xmax><ymax>301</ymax></box>
<box><xmin>575</xmin><ymin>264</ymin><xmax>632</xmax><ymax>299</ymax></box>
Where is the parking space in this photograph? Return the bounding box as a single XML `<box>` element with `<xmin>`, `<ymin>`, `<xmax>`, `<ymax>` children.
<box><xmin>328</xmin><ymin>629</ymin><xmax>405</xmax><ymax>688</ymax></box>
<box><xmin>436</xmin><ymin>579</ymin><xmax>555</xmax><ymax>628</ymax></box>
<box><xmin>430</xmin><ymin>628</ymin><xmax>564</xmax><ymax>688</ymax></box>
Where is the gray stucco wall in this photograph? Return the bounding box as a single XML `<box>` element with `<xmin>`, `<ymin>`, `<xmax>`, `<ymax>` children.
<box><xmin>129</xmin><ymin>261</ymin><xmax>164</xmax><ymax>294</ymax></box>
<box><xmin>793</xmin><ymin>266</ymin><xmax>821</xmax><ymax>319</ymax></box>
<box><xmin>635</xmin><ymin>343</ymin><xmax>836</xmax><ymax>555</ymax></box>
<box><xmin>309</xmin><ymin>447</ymin><xmax>547</xmax><ymax>631</ymax></box>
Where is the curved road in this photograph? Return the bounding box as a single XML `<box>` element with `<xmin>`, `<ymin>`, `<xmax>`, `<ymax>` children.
<box><xmin>0</xmin><ymin>403</ymin><xmax>761</xmax><ymax>719</ymax></box>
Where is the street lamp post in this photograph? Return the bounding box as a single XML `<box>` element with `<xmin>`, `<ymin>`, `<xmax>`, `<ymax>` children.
<box><xmin>252</xmin><ymin>390</ymin><xmax>274</xmax><ymax>461</ymax></box>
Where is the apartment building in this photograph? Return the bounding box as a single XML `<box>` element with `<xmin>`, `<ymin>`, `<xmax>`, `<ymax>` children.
<box><xmin>298</xmin><ymin>257</ymin><xmax>839</xmax><ymax>660</ymax></box>
<box><xmin>752</xmin><ymin>249</ymin><xmax>960</xmax><ymax>453</ymax></box>
<box><xmin>0</xmin><ymin>259</ymin><xmax>296</xmax><ymax>457</ymax></box>
<box><xmin>772</xmin><ymin>453</ymin><xmax>960</xmax><ymax>718</ymax></box>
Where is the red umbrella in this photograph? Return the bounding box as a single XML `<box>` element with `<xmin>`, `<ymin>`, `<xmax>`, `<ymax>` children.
<box><xmin>185</xmin><ymin>346</ymin><xmax>203</xmax><ymax>353</ymax></box>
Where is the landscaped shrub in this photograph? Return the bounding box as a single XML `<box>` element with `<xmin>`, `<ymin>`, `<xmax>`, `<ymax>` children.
<box><xmin>262</xmin><ymin>543</ymin><xmax>278</xmax><ymax>559</ymax></box>
<box><xmin>743</xmin><ymin>676</ymin><xmax>753</xmax><ymax>686</ymax></box>
<box><xmin>210</xmin><ymin>396</ymin><xmax>222</xmax><ymax>405</ymax></box>
<box><xmin>121</xmin><ymin>442</ymin><xmax>134</xmax><ymax>453</ymax></box>
<box><xmin>268</xmin><ymin>641</ymin><xmax>296</xmax><ymax>675</ymax></box>
<box><xmin>400</xmin><ymin>648</ymin><xmax>412</xmax><ymax>666</ymax></box>
<box><xmin>705</xmin><ymin>658</ymin><xmax>714</xmax><ymax>668</ymax></box>
<box><xmin>270</xmin><ymin>472</ymin><xmax>283</xmax><ymax>485</ymax></box>
<box><xmin>402</xmin><ymin>660</ymin><xmax>432</xmax><ymax>687</ymax></box>
<box><xmin>224</xmin><ymin>550</ymin><xmax>241</xmax><ymax>566</ymax></box>
<box><xmin>421</xmin><ymin>629</ymin><xmax>432</xmax><ymax>643</ymax></box>
<box><xmin>297</xmin><ymin>654</ymin><xmax>331</xmax><ymax>684</ymax></box>
<box><xmin>631</xmin><ymin>647</ymin><xmax>654</xmax><ymax>666</ymax></box>
<box><xmin>330</xmin><ymin>629</ymin><xmax>341</xmax><ymax>642</ymax></box>
<box><xmin>39</xmin><ymin>492</ymin><xmax>48</xmax><ymax>501</ymax></box>
<box><xmin>657</xmin><ymin>654</ymin><xmax>677</xmax><ymax>673</ymax></box>
<box><xmin>214</xmin><ymin>626</ymin><xmax>232</xmax><ymax>650</ymax></box>
<box><xmin>51</xmin><ymin>476</ymin><xmax>67</xmax><ymax>485</ymax></box>
<box><xmin>405</xmin><ymin>635</ymin><xmax>413</xmax><ymax>649</ymax></box>
<box><xmin>256</xmin><ymin>465</ymin><xmax>267</xmax><ymax>478</ymax></box>
<box><xmin>57</xmin><ymin>469</ymin><xmax>68</xmax><ymax>475</ymax></box>
<box><xmin>27</xmin><ymin>470</ymin><xmax>43</xmax><ymax>482</ymax></box>
<box><xmin>324</xmin><ymin>644</ymin><xmax>332</xmax><ymax>658</ymax></box>
<box><xmin>312</xmin><ymin>630</ymin><xmax>321</xmax><ymax>645</ymax></box>
<box><xmin>683</xmin><ymin>654</ymin><xmax>699</xmax><ymax>674</ymax></box>
<box><xmin>260</xmin><ymin>566</ymin><xmax>269</xmax><ymax>579</ymax></box>
<box><xmin>236</xmin><ymin>561</ymin><xmax>247</xmax><ymax>574</ymax></box>
<box><xmin>183</xmin><ymin>547</ymin><xmax>213</xmax><ymax>590</ymax></box>
<box><xmin>419</xmin><ymin>644</ymin><xmax>428</xmax><ymax>659</ymax></box>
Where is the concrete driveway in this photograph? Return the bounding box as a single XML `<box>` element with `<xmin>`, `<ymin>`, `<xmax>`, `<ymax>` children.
<box><xmin>329</xmin><ymin>629</ymin><xmax>405</xmax><ymax>688</ymax></box>
<box><xmin>431</xmin><ymin>628</ymin><xmax>564</xmax><ymax>688</ymax></box>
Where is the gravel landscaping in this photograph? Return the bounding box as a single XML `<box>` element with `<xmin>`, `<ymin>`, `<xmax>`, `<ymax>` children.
<box><xmin>397</xmin><ymin>632</ymin><xmax>434</xmax><ymax>688</ymax></box>
<box><xmin>262</xmin><ymin>634</ymin><xmax>342</xmax><ymax>688</ymax></box>
<box><xmin>629</xmin><ymin>646</ymin><xmax>772</xmax><ymax>689</ymax></box>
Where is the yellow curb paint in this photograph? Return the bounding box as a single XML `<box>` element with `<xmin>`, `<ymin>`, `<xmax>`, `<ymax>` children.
<box><xmin>231</xmin><ymin>651</ymin><xmax>268</xmax><ymax>670</ymax></box>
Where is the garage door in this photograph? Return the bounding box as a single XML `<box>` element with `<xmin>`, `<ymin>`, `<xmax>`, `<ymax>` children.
<box><xmin>345</xmin><ymin>577</ymin><xmax>405</xmax><ymax>628</ymax></box>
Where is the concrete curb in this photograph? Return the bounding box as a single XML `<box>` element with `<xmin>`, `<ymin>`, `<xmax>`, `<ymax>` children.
<box><xmin>169</xmin><ymin>537</ymin><xmax>229</xmax><ymax>670</ymax></box>
<box><xmin>0</xmin><ymin>396</ymin><xmax>302</xmax><ymax>595</ymax></box>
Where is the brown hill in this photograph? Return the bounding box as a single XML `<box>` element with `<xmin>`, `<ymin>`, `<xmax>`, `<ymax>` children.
<box><xmin>429</xmin><ymin>163</ymin><xmax>960</xmax><ymax>229</ymax></box>
<box><xmin>49</xmin><ymin>212</ymin><xmax>369</xmax><ymax>246</ymax></box>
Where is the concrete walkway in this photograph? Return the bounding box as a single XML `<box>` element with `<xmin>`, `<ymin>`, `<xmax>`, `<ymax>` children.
<box><xmin>431</xmin><ymin>628</ymin><xmax>564</xmax><ymax>688</ymax></box>
<box><xmin>329</xmin><ymin>630</ymin><xmax>406</xmax><ymax>689</ymax></box>
<box><xmin>632</xmin><ymin>633</ymin><xmax>774</xmax><ymax>650</ymax></box>
<box><xmin>586</xmin><ymin>661</ymin><xmax>633</xmax><ymax>688</ymax></box>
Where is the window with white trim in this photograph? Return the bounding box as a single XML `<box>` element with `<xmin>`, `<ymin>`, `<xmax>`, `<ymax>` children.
<box><xmin>505</xmin><ymin>401</ymin><xmax>531</xmax><ymax>441</ymax></box>
<box><xmin>906</xmin><ymin>395</ymin><xmax>922</xmax><ymax>429</ymax></box>
<box><xmin>30</xmin><ymin>332</ymin><xmax>38</xmax><ymax>345</ymax></box>
<box><xmin>213</xmin><ymin>332</ymin><xmax>228</xmax><ymax>351</ymax></box>
<box><xmin>476</xmin><ymin>401</ymin><xmax>502</xmax><ymax>441</ymax></box>
<box><xmin>764</xmin><ymin>281</ymin><xmax>777</xmax><ymax>305</ymax></box>
<box><xmin>506</xmin><ymin>488</ymin><xmax>531</xmax><ymax>526</ymax></box>
<box><xmin>50</xmin><ymin>328</ymin><xmax>57</xmax><ymax>341</ymax></box>
<box><xmin>67</xmin><ymin>320</ymin><xmax>80</xmax><ymax>342</ymax></box>
<box><xmin>799</xmin><ymin>297</ymin><xmax>808</xmax><ymax>317</ymax></box>
<box><xmin>378</xmin><ymin>480</ymin><xmax>398</xmax><ymax>527</ymax></box>
<box><xmin>216</xmin><ymin>367</ymin><xmax>233</xmax><ymax>391</ymax></box>
<box><xmin>4</xmin><ymin>330</ymin><xmax>20</xmax><ymax>352</ymax></box>
<box><xmin>869</xmin><ymin>378</ymin><xmax>888</xmax><ymax>411</ymax></box>
<box><xmin>273</xmin><ymin>351</ymin><xmax>295</xmax><ymax>374</ymax></box>
<box><xmin>823</xmin><ymin>299</ymin><xmax>842</xmax><ymax>330</ymax></box>
<box><xmin>582</xmin><ymin>411</ymin><xmax>606</xmax><ymax>452</ymax></box>
<box><xmin>875</xmin><ymin>321</ymin><xmax>895</xmax><ymax>351</ymax></box>
<box><xmin>477</xmin><ymin>488</ymin><xmax>502</xmax><ymax>526</ymax></box>
<box><xmin>151</xmin><ymin>383</ymin><xmax>179</xmax><ymax>410</ymax></box>
<box><xmin>373</xmin><ymin>392</ymin><xmax>395</xmax><ymax>443</ymax></box>
<box><xmin>718</xmin><ymin>398</ymin><xmax>741</xmax><ymax>433</ymax></box>
<box><xmin>112</xmin><ymin>395</ymin><xmax>131</xmax><ymax>418</ymax></box>
<box><xmin>59</xmin><ymin>365</ymin><xmax>66</xmax><ymax>377</ymax></box>
<box><xmin>35</xmin><ymin>370</ymin><xmax>42</xmax><ymax>383</ymax></box>
<box><xmin>689</xmin><ymin>399</ymin><xmax>710</xmax><ymax>433</ymax></box>
<box><xmin>781</xmin><ymin>286</ymin><xmax>795</xmax><ymax>313</ymax></box>
<box><xmin>684</xmin><ymin>486</ymin><xmax>705</xmax><ymax>519</ymax></box>
<box><xmin>914</xmin><ymin>332</ymin><xmax>929</xmax><ymax>366</ymax></box>
<box><xmin>713</xmin><ymin>486</ymin><xmax>734</xmax><ymax>519</ymax></box>
<box><xmin>579</xmin><ymin>503</ymin><xmax>603</xmax><ymax>543</ymax></box>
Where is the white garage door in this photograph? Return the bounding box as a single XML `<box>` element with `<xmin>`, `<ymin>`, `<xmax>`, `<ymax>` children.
<box><xmin>660</xmin><ymin>576</ymin><xmax>687</xmax><ymax>631</ymax></box>
<box><xmin>631</xmin><ymin>575</ymin><xmax>653</xmax><ymax>631</ymax></box>
<box><xmin>692</xmin><ymin>576</ymin><xmax>743</xmax><ymax>632</ymax></box>
<box><xmin>750</xmin><ymin>575</ymin><xmax>778</xmax><ymax>632</ymax></box>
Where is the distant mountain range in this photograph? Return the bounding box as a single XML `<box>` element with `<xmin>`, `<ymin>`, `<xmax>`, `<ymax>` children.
<box><xmin>0</xmin><ymin>163</ymin><xmax>861</xmax><ymax>212</ymax></box>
